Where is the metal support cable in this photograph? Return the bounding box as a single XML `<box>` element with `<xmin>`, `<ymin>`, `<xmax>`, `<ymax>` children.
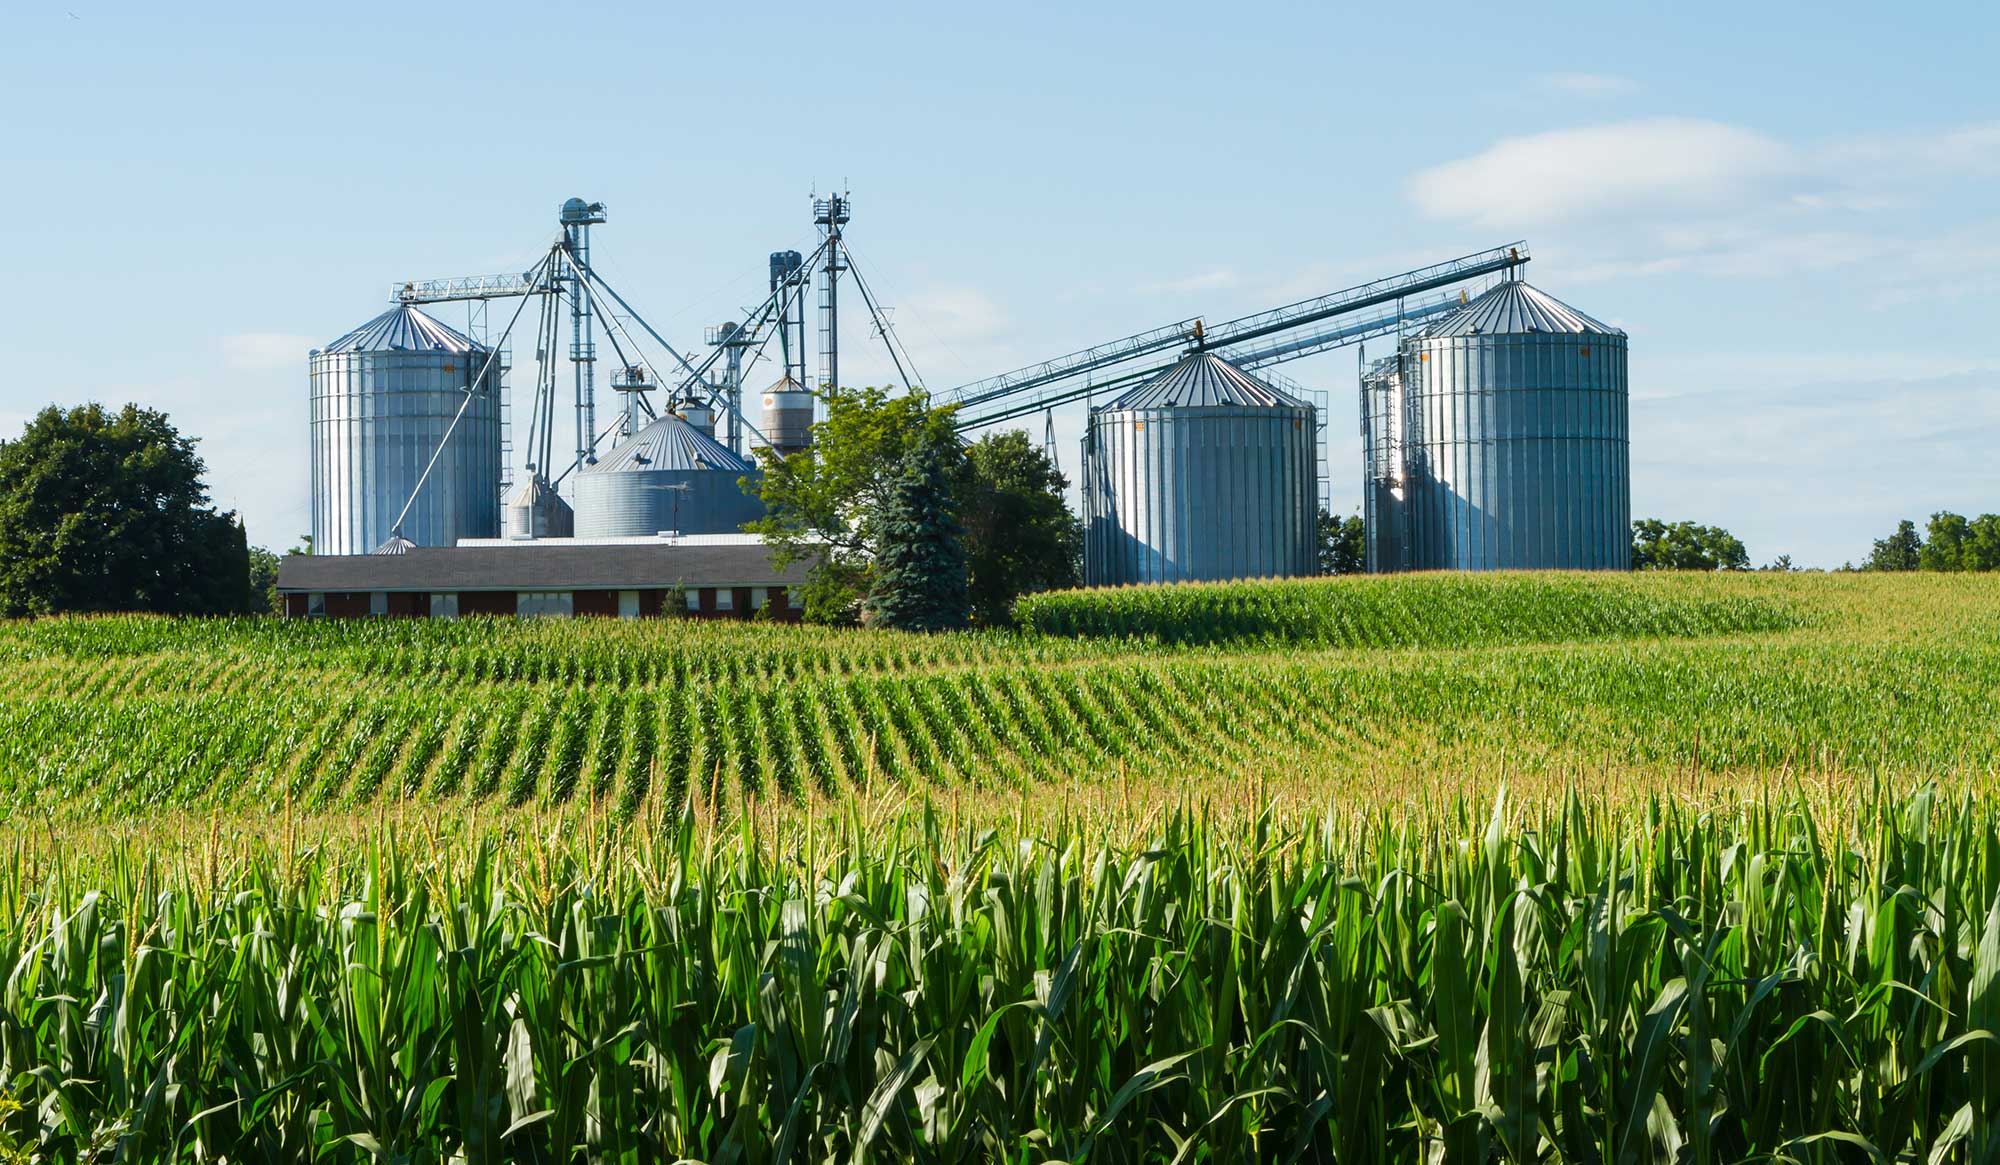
<box><xmin>840</xmin><ymin>241</ymin><xmax>925</xmax><ymax>396</ymax></box>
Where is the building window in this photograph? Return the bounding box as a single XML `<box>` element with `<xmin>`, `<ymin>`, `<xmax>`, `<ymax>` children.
<box><xmin>785</xmin><ymin>586</ymin><xmax>803</xmax><ymax>609</ymax></box>
<box><xmin>429</xmin><ymin>592</ymin><xmax>459</xmax><ymax>619</ymax></box>
<box><xmin>684</xmin><ymin>588</ymin><xmax>701</xmax><ymax>613</ymax></box>
<box><xmin>714</xmin><ymin>588</ymin><xmax>734</xmax><ymax>612</ymax></box>
<box><xmin>518</xmin><ymin>591</ymin><xmax>574</xmax><ymax>618</ymax></box>
<box><xmin>308</xmin><ymin>592</ymin><xmax>326</xmax><ymax>617</ymax></box>
<box><xmin>750</xmin><ymin>587</ymin><xmax>768</xmax><ymax>610</ymax></box>
<box><xmin>369</xmin><ymin>591</ymin><xmax>388</xmax><ymax>617</ymax></box>
<box><xmin>618</xmin><ymin>590</ymin><xmax>640</xmax><ymax>619</ymax></box>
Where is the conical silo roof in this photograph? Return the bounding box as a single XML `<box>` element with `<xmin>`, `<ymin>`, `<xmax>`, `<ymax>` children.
<box><xmin>1109</xmin><ymin>352</ymin><xmax>1308</xmax><ymax>410</ymax></box>
<box><xmin>322</xmin><ymin>305</ymin><xmax>485</xmax><ymax>354</ymax></box>
<box><xmin>585</xmin><ymin>413</ymin><xmax>757</xmax><ymax>475</ymax></box>
<box><xmin>1428</xmin><ymin>281</ymin><xmax>1623</xmax><ymax>337</ymax></box>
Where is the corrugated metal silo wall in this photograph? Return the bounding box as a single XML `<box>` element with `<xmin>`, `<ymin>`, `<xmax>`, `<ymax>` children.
<box><xmin>1359</xmin><ymin>365</ymin><xmax>1409</xmax><ymax>573</ymax></box>
<box><xmin>573</xmin><ymin>470</ymin><xmax>767</xmax><ymax>537</ymax></box>
<box><xmin>309</xmin><ymin>351</ymin><xmax>502</xmax><ymax>554</ymax></box>
<box><xmin>1083</xmin><ymin>404</ymin><xmax>1318</xmax><ymax>585</ymax></box>
<box><xmin>1401</xmin><ymin>330</ymin><xmax>1629</xmax><ymax>570</ymax></box>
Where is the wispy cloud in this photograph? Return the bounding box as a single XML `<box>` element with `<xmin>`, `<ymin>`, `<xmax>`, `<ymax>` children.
<box><xmin>1405</xmin><ymin>118</ymin><xmax>2000</xmax><ymax>297</ymax></box>
<box><xmin>1408</xmin><ymin>118</ymin><xmax>1799</xmax><ymax>227</ymax></box>
<box><xmin>1534</xmin><ymin>72</ymin><xmax>1638</xmax><ymax>98</ymax></box>
<box><xmin>221</xmin><ymin>332</ymin><xmax>318</xmax><ymax>372</ymax></box>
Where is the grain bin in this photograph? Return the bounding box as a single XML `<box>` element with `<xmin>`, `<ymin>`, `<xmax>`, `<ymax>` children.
<box><xmin>310</xmin><ymin>305</ymin><xmax>502</xmax><ymax>554</ymax></box>
<box><xmin>759</xmin><ymin>375</ymin><xmax>813</xmax><ymax>454</ymax></box>
<box><xmin>1081</xmin><ymin>352</ymin><xmax>1318</xmax><ymax>586</ymax></box>
<box><xmin>1359</xmin><ymin>354</ymin><xmax>1410</xmax><ymax>573</ymax></box>
<box><xmin>573</xmin><ymin>413</ymin><xmax>764</xmax><ymax>537</ymax></box>
<box><xmin>1401</xmin><ymin>278</ymin><xmax>1629</xmax><ymax>570</ymax></box>
<box><xmin>504</xmin><ymin>475</ymin><xmax>574</xmax><ymax>540</ymax></box>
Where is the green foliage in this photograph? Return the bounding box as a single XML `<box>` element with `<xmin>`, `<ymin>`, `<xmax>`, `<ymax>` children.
<box><xmin>8</xmin><ymin>789</ymin><xmax>2000</xmax><ymax>1159</ymax></box>
<box><xmin>960</xmin><ymin>430</ymin><xmax>1079</xmax><ymax>625</ymax></box>
<box><xmin>10</xmin><ymin>573</ymin><xmax>2000</xmax><ymax>816</ymax></box>
<box><xmin>1631</xmin><ymin>517</ymin><xmax>1749</xmax><ymax>571</ymax></box>
<box><xmin>1014</xmin><ymin>571</ymin><xmax>1797</xmax><ymax>647</ymax></box>
<box><xmin>1318</xmin><ymin>508</ymin><xmax>1365</xmax><ymax>574</ymax></box>
<box><xmin>1864</xmin><ymin>518</ymin><xmax>1925</xmax><ymax>571</ymax></box>
<box><xmin>745</xmin><ymin>386</ymin><xmax>959</xmax><ymax>623</ymax></box>
<box><xmin>865</xmin><ymin>426</ymin><xmax>970</xmax><ymax>632</ymax></box>
<box><xmin>0</xmin><ymin>403</ymin><xmax>255</xmax><ymax>616</ymax></box>
<box><xmin>248</xmin><ymin>546</ymin><xmax>282</xmax><ymax>614</ymax></box>
<box><xmin>1919</xmin><ymin>510</ymin><xmax>2000</xmax><ymax>571</ymax></box>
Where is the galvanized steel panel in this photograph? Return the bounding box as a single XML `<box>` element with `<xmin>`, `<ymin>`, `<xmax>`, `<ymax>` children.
<box><xmin>310</xmin><ymin>307</ymin><xmax>502</xmax><ymax>555</ymax></box>
<box><xmin>1082</xmin><ymin>402</ymin><xmax>1319</xmax><ymax>586</ymax></box>
<box><xmin>1401</xmin><ymin>320</ymin><xmax>1629</xmax><ymax>571</ymax></box>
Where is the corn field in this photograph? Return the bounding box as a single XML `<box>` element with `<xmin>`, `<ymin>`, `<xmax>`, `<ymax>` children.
<box><xmin>2</xmin><ymin>574</ymin><xmax>2000</xmax><ymax>818</ymax></box>
<box><xmin>5</xmin><ymin>788</ymin><xmax>2000</xmax><ymax>1161</ymax></box>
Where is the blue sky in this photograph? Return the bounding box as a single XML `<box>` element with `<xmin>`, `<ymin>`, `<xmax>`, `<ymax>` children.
<box><xmin>3</xmin><ymin>0</ymin><xmax>1995</xmax><ymax>567</ymax></box>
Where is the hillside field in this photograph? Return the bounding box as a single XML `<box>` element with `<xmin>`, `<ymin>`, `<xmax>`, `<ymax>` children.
<box><xmin>1</xmin><ymin>571</ymin><xmax>1996</xmax><ymax>820</ymax></box>
<box><xmin>6</xmin><ymin>572</ymin><xmax>2000</xmax><ymax>1160</ymax></box>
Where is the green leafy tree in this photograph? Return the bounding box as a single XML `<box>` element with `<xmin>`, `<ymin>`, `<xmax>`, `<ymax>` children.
<box><xmin>864</xmin><ymin>426</ymin><xmax>969</xmax><ymax>632</ymax></box>
<box><xmin>959</xmin><ymin>430</ymin><xmax>1080</xmax><ymax>625</ymax></box>
<box><xmin>1861</xmin><ymin>519</ymin><xmax>1923</xmax><ymax>572</ymax></box>
<box><xmin>1630</xmin><ymin>518</ymin><xmax>1749</xmax><ymax>572</ymax></box>
<box><xmin>248</xmin><ymin>546</ymin><xmax>283</xmax><ymax>614</ymax></box>
<box><xmin>1967</xmin><ymin>514</ymin><xmax>2000</xmax><ymax>571</ymax></box>
<box><xmin>1318</xmin><ymin>509</ymin><xmax>1366</xmax><ymax>575</ymax></box>
<box><xmin>1921</xmin><ymin>511</ymin><xmax>1969</xmax><ymax>571</ymax></box>
<box><xmin>0</xmin><ymin>403</ymin><xmax>254</xmax><ymax>616</ymax></box>
<box><xmin>1759</xmin><ymin>554</ymin><xmax>1797</xmax><ymax>572</ymax></box>
<box><xmin>746</xmin><ymin>386</ymin><xmax>959</xmax><ymax>623</ymax></box>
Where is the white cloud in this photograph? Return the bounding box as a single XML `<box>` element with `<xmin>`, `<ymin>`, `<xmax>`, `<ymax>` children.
<box><xmin>221</xmin><ymin>332</ymin><xmax>318</xmax><ymax>372</ymax></box>
<box><xmin>1535</xmin><ymin>73</ymin><xmax>1637</xmax><ymax>98</ymax></box>
<box><xmin>1407</xmin><ymin>118</ymin><xmax>1799</xmax><ymax>227</ymax></box>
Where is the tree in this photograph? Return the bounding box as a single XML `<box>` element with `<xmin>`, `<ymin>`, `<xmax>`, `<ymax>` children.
<box><xmin>1759</xmin><ymin>554</ymin><xmax>1797</xmax><ymax>572</ymax></box>
<box><xmin>1861</xmin><ymin>520</ymin><xmax>1923</xmax><ymax>572</ymax></box>
<box><xmin>864</xmin><ymin>426</ymin><xmax>969</xmax><ymax>632</ymax></box>
<box><xmin>1630</xmin><ymin>519</ymin><xmax>1749</xmax><ymax>572</ymax></box>
<box><xmin>1318</xmin><ymin>509</ymin><xmax>1366</xmax><ymax>575</ymax></box>
<box><xmin>745</xmin><ymin>386</ymin><xmax>959</xmax><ymax>623</ymax></box>
<box><xmin>1920</xmin><ymin>511</ymin><xmax>1968</xmax><ymax>571</ymax></box>
<box><xmin>0</xmin><ymin>403</ymin><xmax>255</xmax><ymax>616</ymax></box>
<box><xmin>959</xmin><ymin>430</ymin><xmax>1080</xmax><ymax>625</ymax></box>
<box><xmin>248</xmin><ymin>546</ymin><xmax>283</xmax><ymax>614</ymax></box>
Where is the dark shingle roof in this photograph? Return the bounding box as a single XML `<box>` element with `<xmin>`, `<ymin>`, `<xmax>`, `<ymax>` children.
<box><xmin>277</xmin><ymin>543</ymin><xmax>811</xmax><ymax>592</ymax></box>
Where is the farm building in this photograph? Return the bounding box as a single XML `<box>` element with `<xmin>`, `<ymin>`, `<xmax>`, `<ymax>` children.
<box><xmin>275</xmin><ymin>538</ymin><xmax>811</xmax><ymax>620</ymax></box>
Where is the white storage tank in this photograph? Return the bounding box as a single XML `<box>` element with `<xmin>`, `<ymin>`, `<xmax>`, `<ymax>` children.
<box><xmin>759</xmin><ymin>375</ymin><xmax>813</xmax><ymax>454</ymax></box>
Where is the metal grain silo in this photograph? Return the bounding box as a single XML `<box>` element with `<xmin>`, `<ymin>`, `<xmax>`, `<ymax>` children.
<box><xmin>573</xmin><ymin>413</ymin><xmax>765</xmax><ymax>537</ymax></box>
<box><xmin>504</xmin><ymin>476</ymin><xmax>573</xmax><ymax>540</ymax></box>
<box><xmin>759</xmin><ymin>375</ymin><xmax>813</xmax><ymax>453</ymax></box>
<box><xmin>1401</xmin><ymin>278</ymin><xmax>1628</xmax><ymax>571</ymax></box>
<box><xmin>1359</xmin><ymin>354</ymin><xmax>1410</xmax><ymax>573</ymax></box>
<box><xmin>310</xmin><ymin>305</ymin><xmax>502</xmax><ymax>554</ymax></box>
<box><xmin>1081</xmin><ymin>352</ymin><xmax>1318</xmax><ymax>586</ymax></box>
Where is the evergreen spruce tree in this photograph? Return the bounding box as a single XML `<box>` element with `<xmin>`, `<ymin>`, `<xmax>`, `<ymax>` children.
<box><xmin>864</xmin><ymin>427</ymin><xmax>969</xmax><ymax>632</ymax></box>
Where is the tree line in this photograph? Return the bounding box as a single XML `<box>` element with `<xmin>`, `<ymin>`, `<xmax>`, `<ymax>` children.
<box><xmin>1850</xmin><ymin>513</ymin><xmax>2000</xmax><ymax>572</ymax></box>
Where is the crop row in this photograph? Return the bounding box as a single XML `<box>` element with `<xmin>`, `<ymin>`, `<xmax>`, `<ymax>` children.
<box><xmin>1014</xmin><ymin>570</ymin><xmax>1809</xmax><ymax>646</ymax></box>
<box><xmin>7</xmin><ymin>788</ymin><xmax>2000</xmax><ymax>1161</ymax></box>
<box><xmin>4</xmin><ymin>628</ymin><xmax>2000</xmax><ymax>816</ymax></box>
